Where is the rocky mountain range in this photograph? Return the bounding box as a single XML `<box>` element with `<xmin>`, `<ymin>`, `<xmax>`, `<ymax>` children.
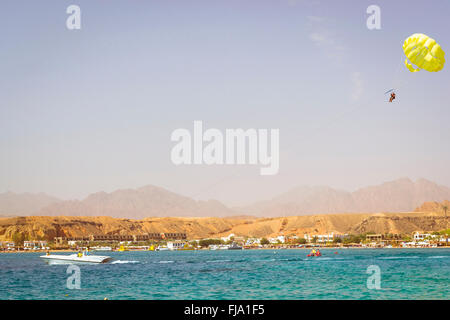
<box><xmin>35</xmin><ymin>185</ymin><xmax>234</xmax><ymax>219</ymax></box>
<box><xmin>0</xmin><ymin>192</ymin><xmax>60</xmax><ymax>216</ymax></box>
<box><xmin>237</xmin><ymin>178</ymin><xmax>450</xmax><ymax>216</ymax></box>
<box><xmin>1</xmin><ymin>178</ymin><xmax>450</xmax><ymax>218</ymax></box>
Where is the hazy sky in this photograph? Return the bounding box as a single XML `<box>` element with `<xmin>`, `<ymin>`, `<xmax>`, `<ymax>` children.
<box><xmin>1</xmin><ymin>0</ymin><xmax>449</xmax><ymax>206</ymax></box>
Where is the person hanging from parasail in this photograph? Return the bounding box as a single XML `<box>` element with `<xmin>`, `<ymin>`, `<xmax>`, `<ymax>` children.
<box><xmin>389</xmin><ymin>92</ymin><xmax>396</xmax><ymax>102</ymax></box>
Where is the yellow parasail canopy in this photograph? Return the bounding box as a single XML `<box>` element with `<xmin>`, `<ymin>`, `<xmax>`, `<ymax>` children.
<box><xmin>403</xmin><ymin>33</ymin><xmax>445</xmax><ymax>72</ymax></box>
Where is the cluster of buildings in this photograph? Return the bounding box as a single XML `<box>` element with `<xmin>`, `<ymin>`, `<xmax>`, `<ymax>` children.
<box><xmin>403</xmin><ymin>231</ymin><xmax>448</xmax><ymax>247</ymax></box>
<box><xmin>201</xmin><ymin>231</ymin><xmax>449</xmax><ymax>249</ymax></box>
<box><xmin>0</xmin><ymin>232</ymin><xmax>188</xmax><ymax>251</ymax></box>
<box><xmin>365</xmin><ymin>231</ymin><xmax>447</xmax><ymax>248</ymax></box>
<box><xmin>1</xmin><ymin>230</ymin><xmax>447</xmax><ymax>251</ymax></box>
<box><xmin>0</xmin><ymin>240</ymin><xmax>49</xmax><ymax>251</ymax></box>
<box><xmin>55</xmin><ymin>232</ymin><xmax>187</xmax><ymax>247</ymax></box>
<box><xmin>303</xmin><ymin>232</ymin><xmax>348</xmax><ymax>243</ymax></box>
<box><xmin>0</xmin><ymin>241</ymin><xmax>16</xmax><ymax>250</ymax></box>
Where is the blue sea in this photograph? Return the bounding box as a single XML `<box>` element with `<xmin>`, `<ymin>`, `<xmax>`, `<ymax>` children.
<box><xmin>1</xmin><ymin>248</ymin><xmax>449</xmax><ymax>300</ymax></box>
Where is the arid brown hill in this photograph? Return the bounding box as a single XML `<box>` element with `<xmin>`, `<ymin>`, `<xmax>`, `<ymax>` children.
<box><xmin>415</xmin><ymin>200</ymin><xmax>450</xmax><ymax>214</ymax></box>
<box><xmin>1</xmin><ymin>210</ymin><xmax>447</xmax><ymax>241</ymax></box>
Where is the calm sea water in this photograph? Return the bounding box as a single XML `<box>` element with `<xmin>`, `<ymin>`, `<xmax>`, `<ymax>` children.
<box><xmin>0</xmin><ymin>248</ymin><xmax>449</xmax><ymax>300</ymax></box>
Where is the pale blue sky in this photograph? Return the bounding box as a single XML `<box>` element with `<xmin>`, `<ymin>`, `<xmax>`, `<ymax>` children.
<box><xmin>1</xmin><ymin>0</ymin><xmax>449</xmax><ymax>205</ymax></box>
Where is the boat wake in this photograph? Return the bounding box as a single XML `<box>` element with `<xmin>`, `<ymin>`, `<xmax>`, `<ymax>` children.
<box><xmin>206</xmin><ymin>259</ymin><xmax>231</xmax><ymax>263</ymax></box>
<box><xmin>379</xmin><ymin>256</ymin><xmax>420</xmax><ymax>260</ymax></box>
<box><xmin>111</xmin><ymin>260</ymin><xmax>139</xmax><ymax>264</ymax></box>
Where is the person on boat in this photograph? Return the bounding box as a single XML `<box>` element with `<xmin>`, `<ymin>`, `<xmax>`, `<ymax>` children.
<box><xmin>310</xmin><ymin>248</ymin><xmax>316</xmax><ymax>256</ymax></box>
<box><xmin>316</xmin><ymin>249</ymin><xmax>321</xmax><ymax>256</ymax></box>
<box><xmin>389</xmin><ymin>92</ymin><xmax>396</xmax><ymax>102</ymax></box>
<box><xmin>77</xmin><ymin>250</ymin><xmax>82</xmax><ymax>258</ymax></box>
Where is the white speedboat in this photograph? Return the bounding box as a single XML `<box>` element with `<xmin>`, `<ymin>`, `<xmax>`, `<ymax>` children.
<box><xmin>40</xmin><ymin>253</ymin><xmax>113</xmax><ymax>264</ymax></box>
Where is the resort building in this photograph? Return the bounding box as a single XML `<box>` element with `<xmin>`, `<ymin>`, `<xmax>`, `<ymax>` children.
<box><xmin>413</xmin><ymin>232</ymin><xmax>432</xmax><ymax>242</ymax></box>
<box><xmin>317</xmin><ymin>233</ymin><xmax>335</xmax><ymax>243</ymax></box>
<box><xmin>0</xmin><ymin>241</ymin><xmax>15</xmax><ymax>250</ymax></box>
<box><xmin>167</xmin><ymin>241</ymin><xmax>187</xmax><ymax>250</ymax></box>
<box><xmin>304</xmin><ymin>233</ymin><xmax>335</xmax><ymax>243</ymax></box>
<box><xmin>68</xmin><ymin>240</ymin><xmax>78</xmax><ymax>247</ymax></box>
<box><xmin>303</xmin><ymin>232</ymin><xmax>349</xmax><ymax>243</ymax></box>
<box><xmin>55</xmin><ymin>232</ymin><xmax>187</xmax><ymax>246</ymax></box>
<box><xmin>23</xmin><ymin>241</ymin><xmax>48</xmax><ymax>250</ymax></box>
<box><xmin>162</xmin><ymin>233</ymin><xmax>188</xmax><ymax>240</ymax></box>
<box><xmin>268</xmin><ymin>236</ymin><xmax>286</xmax><ymax>244</ymax></box>
<box><xmin>286</xmin><ymin>235</ymin><xmax>300</xmax><ymax>242</ymax></box>
<box><xmin>221</xmin><ymin>234</ymin><xmax>235</xmax><ymax>242</ymax></box>
<box><xmin>366</xmin><ymin>234</ymin><xmax>383</xmax><ymax>242</ymax></box>
<box><xmin>233</xmin><ymin>236</ymin><xmax>245</xmax><ymax>244</ymax></box>
<box><xmin>245</xmin><ymin>238</ymin><xmax>261</xmax><ymax>246</ymax></box>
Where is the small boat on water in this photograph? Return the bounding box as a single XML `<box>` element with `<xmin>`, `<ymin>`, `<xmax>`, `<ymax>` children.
<box><xmin>307</xmin><ymin>249</ymin><xmax>322</xmax><ymax>257</ymax></box>
<box><xmin>306</xmin><ymin>253</ymin><xmax>322</xmax><ymax>257</ymax></box>
<box><xmin>228</xmin><ymin>242</ymin><xmax>243</xmax><ymax>250</ymax></box>
<box><xmin>40</xmin><ymin>252</ymin><xmax>113</xmax><ymax>264</ymax></box>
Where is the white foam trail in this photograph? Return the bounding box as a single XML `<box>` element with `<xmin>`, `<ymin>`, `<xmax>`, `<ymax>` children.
<box><xmin>428</xmin><ymin>256</ymin><xmax>448</xmax><ymax>259</ymax></box>
<box><xmin>379</xmin><ymin>256</ymin><xmax>419</xmax><ymax>260</ymax></box>
<box><xmin>158</xmin><ymin>260</ymin><xmax>174</xmax><ymax>264</ymax></box>
<box><xmin>111</xmin><ymin>260</ymin><xmax>139</xmax><ymax>264</ymax></box>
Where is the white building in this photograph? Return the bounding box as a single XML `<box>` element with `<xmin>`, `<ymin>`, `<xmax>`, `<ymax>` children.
<box><xmin>1</xmin><ymin>242</ymin><xmax>15</xmax><ymax>249</ymax></box>
<box><xmin>24</xmin><ymin>241</ymin><xmax>48</xmax><ymax>249</ymax></box>
<box><xmin>268</xmin><ymin>236</ymin><xmax>285</xmax><ymax>244</ymax></box>
<box><xmin>221</xmin><ymin>234</ymin><xmax>235</xmax><ymax>242</ymax></box>
<box><xmin>167</xmin><ymin>241</ymin><xmax>186</xmax><ymax>250</ymax></box>
<box><xmin>304</xmin><ymin>233</ymin><xmax>335</xmax><ymax>243</ymax></box>
<box><xmin>413</xmin><ymin>232</ymin><xmax>432</xmax><ymax>242</ymax></box>
<box><xmin>245</xmin><ymin>238</ymin><xmax>261</xmax><ymax>245</ymax></box>
<box><xmin>317</xmin><ymin>233</ymin><xmax>334</xmax><ymax>243</ymax></box>
<box><xmin>68</xmin><ymin>240</ymin><xmax>78</xmax><ymax>247</ymax></box>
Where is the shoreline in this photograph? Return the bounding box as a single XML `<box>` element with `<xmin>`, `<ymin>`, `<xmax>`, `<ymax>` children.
<box><xmin>1</xmin><ymin>246</ymin><xmax>448</xmax><ymax>253</ymax></box>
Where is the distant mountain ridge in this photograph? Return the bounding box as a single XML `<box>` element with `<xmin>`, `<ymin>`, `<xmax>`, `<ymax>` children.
<box><xmin>37</xmin><ymin>185</ymin><xmax>234</xmax><ymax>219</ymax></box>
<box><xmin>0</xmin><ymin>192</ymin><xmax>61</xmax><ymax>216</ymax></box>
<box><xmin>1</xmin><ymin>178</ymin><xmax>450</xmax><ymax>218</ymax></box>
<box><xmin>238</xmin><ymin>178</ymin><xmax>450</xmax><ymax>216</ymax></box>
